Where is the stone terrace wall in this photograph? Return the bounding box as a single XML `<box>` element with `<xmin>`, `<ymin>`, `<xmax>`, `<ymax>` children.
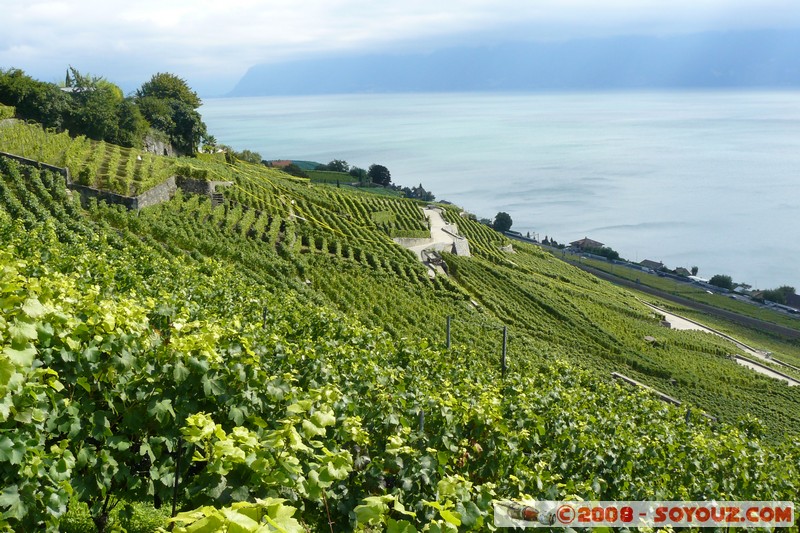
<box><xmin>69</xmin><ymin>183</ymin><xmax>137</xmax><ymax>209</ymax></box>
<box><xmin>1</xmin><ymin>151</ymin><xmax>232</xmax><ymax>210</ymax></box>
<box><xmin>176</xmin><ymin>176</ymin><xmax>232</xmax><ymax>195</ymax></box>
<box><xmin>0</xmin><ymin>151</ymin><xmax>70</xmax><ymax>181</ymax></box>
<box><xmin>135</xmin><ymin>176</ymin><xmax>176</xmax><ymax>209</ymax></box>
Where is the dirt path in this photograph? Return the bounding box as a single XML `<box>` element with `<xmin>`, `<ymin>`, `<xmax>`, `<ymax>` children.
<box><xmin>401</xmin><ymin>207</ymin><xmax>469</xmax><ymax>260</ymax></box>
<box><xmin>643</xmin><ymin>302</ymin><xmax>800</xmax><ymax>386</ymax></box>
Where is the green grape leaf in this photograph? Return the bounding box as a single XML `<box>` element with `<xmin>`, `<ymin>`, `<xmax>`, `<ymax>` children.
<box><xmin>439</xmin><ymin>509</ymin><xmax>461</xmax><ymax>526</ymax></box>
<box><xmin>0</xmin><ymin>358</ymin><xmax>16</xmax><ymax>388</ymax></box>
<box><xmin>9</xmin><ymin>320</ymin><xmax>37</xmax><ymax>342</ymax></box>
<box><xmin>181</xmin><ymin>513</ymin><xmax>225</xmax><ymax>533</ymax></box>
<box><xmin>4</xmin><ymin>345</ymin><xmax>36</xmax><ymax>367</ymax></box>
<box><xmin>301</xmin><ymin>419</ymin><xmax>325</xmax><ymax>439</ymax></box>
<box><xmin>0</xmin><ymin>436</ymin><xmax>25</xmax><ymax>465</ymax></box>
<box><xmin>0</xmin><ymin>485</ymin><xmax>25</xmax><ymax>519</ymax></box>
<box><xmin>76</xmin><ymin>376</ymin><xmax>91</xmax><ymax>392</ymax></box>
<box><xmin>393</xmin><ymin>499</ymin><xmax>417</xmax><ymax>518</ymax></box>
<box><xmin>311</xmin><ymin>409</ymin><xmax>336</xmax><ymax>428</ymax></box>
<box><xmin>455</xmin><ymin>501</ymin><xmax>482</xmax><ymax>527</ymax></box>
<box><xmin>221</xmin><ymin>508</ymin><xmax>259</xmax><ymax>532</ymax></box>
<box><xmin>21</xmin><ymin>298</ymin><xmax>47</xmax><ymax>319</ymax></box>
<box><xmin>149</xmin><ymin>398</ymin><xmax>176</xmax><ymax>423</ymax></box>
<box><xmin>387</xmin><ymin>518</ymin><xmax>418</xmax><ymax>533</ymax></box>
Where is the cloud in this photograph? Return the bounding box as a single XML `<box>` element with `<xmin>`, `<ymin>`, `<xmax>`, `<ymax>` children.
<box><xmin>2</xmin><ymin>0</ymin><xmax>800</xmax><ymax>94</ymax></box>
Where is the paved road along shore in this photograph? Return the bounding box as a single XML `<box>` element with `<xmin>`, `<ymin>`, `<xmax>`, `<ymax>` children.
<box><xmin>569</xmin><ymin>261</ymin><xmax>800</xmax><ymax>341</ymax></box>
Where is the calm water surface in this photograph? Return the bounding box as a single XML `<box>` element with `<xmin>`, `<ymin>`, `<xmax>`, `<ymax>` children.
<box><xmin>201</xmin><ymin>92</ymin><xmax>800</xmax><ymax>289</ymax></box>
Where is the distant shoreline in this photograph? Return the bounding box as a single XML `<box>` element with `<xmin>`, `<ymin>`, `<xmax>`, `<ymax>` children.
<box><xmin>200</xmin><ymin>91</ymin><xmax>800</xmax><ymax>291</ymax></box>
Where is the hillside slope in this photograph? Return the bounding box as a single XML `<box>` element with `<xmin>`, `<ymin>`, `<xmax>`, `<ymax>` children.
<box><xmin>0</xmin><ymin>145</ymin><xmax>798</xmax><ymax>530</ymax></box>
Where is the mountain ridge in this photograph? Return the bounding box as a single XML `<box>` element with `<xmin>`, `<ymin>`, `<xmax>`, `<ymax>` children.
<box><xmin>230</xmin><ymin>29</ymin><xmax>800</xmax><ymax>96</ymax></box>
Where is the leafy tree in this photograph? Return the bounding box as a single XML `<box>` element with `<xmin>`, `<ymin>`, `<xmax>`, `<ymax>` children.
<box><xmin>135</xmin><ymin>72</ymin><xmax>201</xmax><ymax>109</ymax></box>
<box><xmin>0</xmin><ymin>67</ymin><xmax>149</xmax><ymax>148</ymax></box>
<box><xmin>708</xmin><ymin>274</ymin><xmax>734</xmax><ymax>290</ymax></box>
<box><xmin>0</xmin><ymin>68</ymin><xmax>68</xmax><ymax>129</ymax></box>
<box><xmin>761</xmin><ymin>285</ymin><xmax>796</xmax><ymax>305</ymax></box>
<box><xmin>135</xmin><ymin>73</ymin><xmax>206</xmax><ymax>155</ymax></box>
<box><xmin>232</xmin><ymin>149</ymin><xmax>263</xmax><ymax>165</ymax></box>
<box><xmin>283</xmin><ymin>163</ymin><xmax>310</xmax><ymax>178</ymax></box>
<box><xmin>201</xmin><ymin>134</ymin><xmax>218</xmax><ymax>153</ymax></box>
<box><xmin>112</xmin><ymin>98</ymin><xmax>149</xmax><ymax>148</ymax></box>
<box><xmin>349</xmin><ymin>166</ymin><xmax>367</xmax><ymax>183</ymax></box>
<box><xmin>317</xmin><ymin>159</ymin><xmax>349</xmax><ymax>172</ymax></box>
<box><xmin>691</xmin><ymin>266</ymin><xmax>699</xmax><ymax>276</ymax></box>
<box><xmin>586</xmin><ymin>246</ymin><xmax>620</xmax><ymax>261</ymax></box>
<box><xmin>368</xmin><ymin>164</ymin><xmax>391</xmax><ymax>186</ymax></box>
<box><xmin>63</xmin><ymin>68</ymin><xmax>125</xmax><ymax>142</ymax></box>
<box><xmin>170</xmin><ymin>101</ymin><xmax>207</xmax><ymax>155</ymax></box>
<box><xmin>492</xmin><ymin>211</ymin><xmax>513</xmax><ymax>232</ymax></box>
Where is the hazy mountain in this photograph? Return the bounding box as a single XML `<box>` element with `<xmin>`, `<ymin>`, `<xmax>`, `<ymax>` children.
<box><xmin>229</xmin><ymin>30</ymin><xmax>800</xmax><ymax>95</ymax></box>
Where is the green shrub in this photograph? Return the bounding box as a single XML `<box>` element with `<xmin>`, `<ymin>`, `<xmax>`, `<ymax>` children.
<box><xmin>176</xmin><ymin>163</ymin><xmax>209</xmax><ymax>180</ymax></box>
<box><xmin>0</xmin><ymin>104</ymin><xmax>15</xmax><ymax>120</ymax></box>
<box><xmin>61</xmin><ymin>500</ymin><xmax>170</xmax><ymax>533</ymax></box>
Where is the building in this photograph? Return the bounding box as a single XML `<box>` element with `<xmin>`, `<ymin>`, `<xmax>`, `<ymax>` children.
<box><xmin>639</xmin><ymin>259</ymin><xmax>664</xmax><ymax>271</ymax></box>
<box><xmin>266</xmin><ymin>160</ymin><xmax>293</xmax><ymax>168</ymax></box>
<box><xmin>570</xmin><ymin>237</ymin><xmax>604</xmax><ymax>250</ymax></box>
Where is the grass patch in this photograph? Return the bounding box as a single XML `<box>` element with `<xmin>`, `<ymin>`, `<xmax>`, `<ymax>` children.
<box><xmin>308</xmin><ymin>170</ymin><xmax>353</xmax><ymax>184</ymax></box>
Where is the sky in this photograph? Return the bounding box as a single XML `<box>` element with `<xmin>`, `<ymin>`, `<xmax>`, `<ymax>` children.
<box><xmin>3</xmin><ymin>0</ymin><xmax>800</xmax><ymax>96</ymax></box>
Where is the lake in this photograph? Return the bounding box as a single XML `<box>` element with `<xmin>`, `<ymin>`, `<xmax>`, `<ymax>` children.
<box><xmin>200</xmin><ymin>91</ymin><xmax>800</xmax><ymax>290</ymax></box>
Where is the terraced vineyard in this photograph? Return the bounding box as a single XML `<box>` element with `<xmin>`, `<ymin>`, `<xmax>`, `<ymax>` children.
<box><xmin>1</xmin><ymin>129</ymin><xmax>799</xmax><ymax>532</ymax></box>
<box><xmin>0</xmin><ymin>120</ymin><xmax>175</xmax><ymax>195</ymax></box>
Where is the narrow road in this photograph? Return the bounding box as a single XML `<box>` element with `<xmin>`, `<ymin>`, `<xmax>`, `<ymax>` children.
<box><xmin>644</xmin><ymin>302</ymin><xmax>800</xmax><ymax>386</ymax></box>
<box><xmin>570</xmin><ymin>261</ymin><xmax>800</xmax><ymax>340</ymax></box>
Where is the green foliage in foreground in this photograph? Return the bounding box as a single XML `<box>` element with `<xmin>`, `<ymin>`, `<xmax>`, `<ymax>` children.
<box><xmin>1</xmin><ymin>155</ymin><xmax>799</xmax><ymax>531</ymax></box>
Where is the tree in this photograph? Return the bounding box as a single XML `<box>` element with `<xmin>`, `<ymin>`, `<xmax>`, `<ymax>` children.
<box><xmin>691</xmin><ymin>266</ymin><xmax>699</xmax><ymax>276</ymax></box>
<box><xmin>318</xmin><ymin>159</ymin><xmax>349</xmax><ymax>172</ymax></box>
<box><xmin>169</xmin><ymin>100</ymin><xmax>208</xmax><ymax>155</ymax></box>
<box><xmin>136</xmin><ymin>73</ymin><xmax>207</xmax><ymax>155</ymax></box>
<box><xmin>368</xmin><ymin>164</ymin><xmax>391</xmax><ymax>186</ymax></box>
<box><xmin>492</xmin><ymin>212</ymin><xmax>513</xmax><ymax>232</ymax></box>
<box><xmin>586</xmin><ymin>246</ymin><xmax>620</xmax><ymax>261</ymax></box>
<box><xmin>63</xmin><ymin>68</ymin><xmax>124</xmax><ymax>142</ymax></box>
<box><xmin>708</xmin><ymin>274</ymin><xmax>734</xmax><ymax>290</ymax></box>
<box><xmin>762</xmin><ymin>285</ymin><xmax>796</xmax><ymax>305</ymax></box>
<box><xmin>0</xmin><ymin>68</ymin><xmax>68</xmax><ymax>129</ymax></box>
<box><xmin>112</xmin><ymin>98</ymin><xmax>149</xmax><ymax>148</ymax></box>
<box><xmin>202</xmin><ymin>135</ymin><xmax>218</xmax><ymax>153</ymax></box>
<box><xmin>232</xmin><ymin>149</ymin><xmax>263</xmax><ymax>165</ymax></box>
<box><xmin>349</xmin><ymin>167</ymin><xmax>367</xmax><ymax>183</ymax></box>
<box><xmin>282</xmin><ymin>164</ymin><xmax>309</xmax><ymax>178</ymax></box>
<box><xmin>136</xmin><ymin>72</ymin><xmax>201</xmax><ymax>109</ymax></box>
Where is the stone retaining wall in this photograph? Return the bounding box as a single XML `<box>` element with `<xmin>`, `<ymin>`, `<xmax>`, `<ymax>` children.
<box><xmin>135</xmin><ymin>176</ymin><xmax>177</xmax><ymax>209</ymax></box>
<box><xmin>0</xmin><ymin>152</ymin><xmax>232</xmax><ymax>210</ymax></box>
<box><xmin>69</xmin><ymin>183</ymin><xmax>137</xmax><ymax>209</ymax></box>
<box><xmin>0</xmin><ymin>151</ymin><xmax>70</xmax><ymax>181</ymax></box>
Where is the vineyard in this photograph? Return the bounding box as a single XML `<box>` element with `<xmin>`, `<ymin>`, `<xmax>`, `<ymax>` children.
<box><xmin>0</xmin><ymin>121</ymin><xmax>176</xmax><ymax>196</ymax></box>
<box><xmin>1</xmin><ymin>130</ymin><xmax>799</xmax><ymax>532</ymax></box>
